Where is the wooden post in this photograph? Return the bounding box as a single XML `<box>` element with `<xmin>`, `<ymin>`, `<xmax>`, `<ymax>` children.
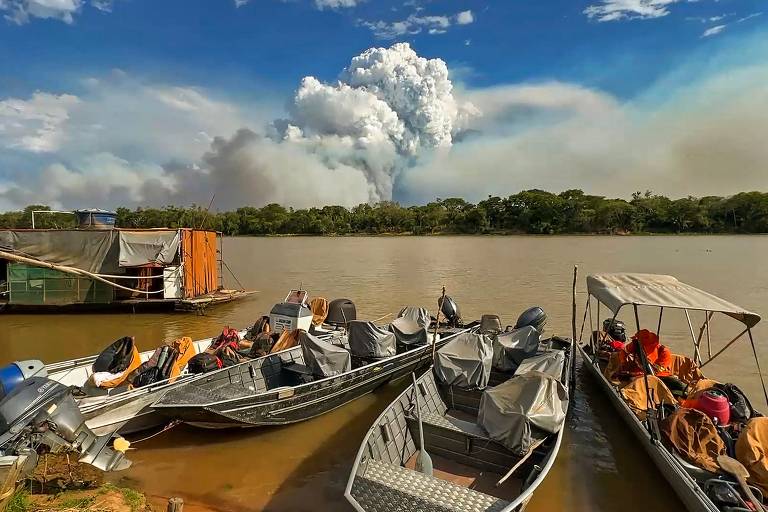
<box><xmin>167</xmin><ymin>497</ymin><xmax>184</xmax><ymax>512</ymax></box>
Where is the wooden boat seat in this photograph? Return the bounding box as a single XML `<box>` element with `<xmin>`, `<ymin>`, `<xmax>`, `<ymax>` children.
<box><xmin>351</xmin><ymin>458</ymin><xmax>511</xmax><ymax>512</ymax></box>
<box><xmin>405</xmin><ymin>412</ymin><xmax>520</xmax><ymax>474</ymax></box>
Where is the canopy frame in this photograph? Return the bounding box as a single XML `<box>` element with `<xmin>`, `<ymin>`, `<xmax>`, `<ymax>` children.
<box><xmin>580</xmin><ymin>273</ymin><xmax>768</xmax><ymax>408</ymax></box>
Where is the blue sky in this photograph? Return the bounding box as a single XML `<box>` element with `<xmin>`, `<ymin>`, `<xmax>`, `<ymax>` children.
<box><xmin>0</xmin><ymin>0</ymin><xmax>766</xmax><ymax>209</ymax></box>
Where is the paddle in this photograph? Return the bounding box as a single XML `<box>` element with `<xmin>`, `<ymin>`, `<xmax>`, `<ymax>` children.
<box><xmin>718</xmin><ymin>454</ymin><xmax>767</xmax><ymax>512</ymax></box>
<box><xmin>496</xmin><ymin>437</ymin><xmax>546</xmax><ymax>487</ymax></box>
<box><xmin>412</xmin><ymin>373</ymin><xmax>433</xmax><ymax>476</ymax></box>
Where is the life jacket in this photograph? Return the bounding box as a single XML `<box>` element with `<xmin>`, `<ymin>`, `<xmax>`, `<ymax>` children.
<box><xmin>92</xmin><ymin>336</ymin><xmax>142</xmax><ymax>388</ymax></box>
<box><xmin>309</xmin><ymin>297</ymin><xmax>329</xmax><ymax>326</ymax></box>
<box><xmin>169</xmin><ymin>336</ymin><xmax>196</xmax><ymax>381</ymax></box>
<box><xmin>618</xmin><ymin>329</ymin><xmax>672</xmax><ymax>377</ymax></box>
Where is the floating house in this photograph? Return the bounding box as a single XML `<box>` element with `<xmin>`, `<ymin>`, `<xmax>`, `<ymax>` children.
<box><xmin>0</xmin><ymin>210</ymin><xmax>251</xmax><ymax>312</ymax></box>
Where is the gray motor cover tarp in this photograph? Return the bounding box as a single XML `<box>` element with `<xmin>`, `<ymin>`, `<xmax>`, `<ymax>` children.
<box><xmin>0</xmin><ymin>230</ymin><xmax>120</xmax><ymax>273</ymax></box>
<box><xmin>118</xmin><ymin>231</ymin><xmax>180</xmax><ymax>267</ymax></box>
<box><xmin>300</xmin><ymin>331</ymin><xmax>351</xmax><ymax>377</ymax></box>
<box><xmin>398</xmin><ymin>306</ymin><xmax>430</xmax><ymax>328</ymax></box>
<box><xmin>492</xmin><ymin>326</ymin><xmax>540</xmax><ymax>372</ymax></box>
<box><xmin>348</xmin><ymin>321</ymin><xmax>396</xmax><ymax>358</ymax></box>
<box><xmin>513</xmin><ymin>350</ymin><xmax>565</xmax><ymax>379</ymax></box>
<box><xmin>477</xmin><ymin>371</ymin><xmax>568</xmax><ymax>456</ymax></box>
<box><xmin>434</xmin><ymin>332</ymin><xmax>493</xmax><ymax>389</ymax></box>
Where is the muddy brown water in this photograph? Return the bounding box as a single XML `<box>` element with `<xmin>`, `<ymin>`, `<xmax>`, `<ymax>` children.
<box><xmin>3</xmin><ymin>235</ymin><xmax>768</xmax><ymax>511</ymax></box>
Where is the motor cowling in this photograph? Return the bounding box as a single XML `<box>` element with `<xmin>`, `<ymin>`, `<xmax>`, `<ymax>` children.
<box><xmin>514</xmin><ymin>307</ymin><xmax>547</xmax><ymax>333</ymax></box>
<box><xmin>439</xmin><ymin>296</ymin><xmax>461</xmax><ymax>326</ymax></box>
<box><xmin>0</xmin><ymin>377</ymin><xmax>131</xmax><ymax>473</ymax></box>
<box><xmin>0</xmin><ymin>360</ymin><xmax>47</xmax><ymax>400</ymax></box>
<box><xmin>326</xmin><ymin>299</ymin><xmax>357</xmax><ymax>327</ymax></box>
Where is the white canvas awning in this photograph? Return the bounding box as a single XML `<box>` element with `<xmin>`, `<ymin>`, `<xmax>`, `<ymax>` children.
<box><xmin>118</xmin><ymin>230</ymin><xmax>180</xmax><ymax>267</ymax></box>
<box><xmin>587</xmin><ymin>273</ymin><xmax>761</xmax><ymax>328</ymax></box>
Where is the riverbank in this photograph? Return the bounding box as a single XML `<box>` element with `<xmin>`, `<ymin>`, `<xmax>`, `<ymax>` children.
<box><xmin>3</xmin><ymin>456</ymin><xmax>215</xmax><ymax>512</ymax></box>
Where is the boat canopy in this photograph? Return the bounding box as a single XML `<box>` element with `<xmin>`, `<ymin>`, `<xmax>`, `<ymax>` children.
<box><xmin>587</xmin><ymin>273</ymin><xmax>761</xmax><ymax>328</ymax></box>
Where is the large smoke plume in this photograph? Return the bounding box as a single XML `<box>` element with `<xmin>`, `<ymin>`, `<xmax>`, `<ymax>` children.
<box><xmin>175</xmin><ymin>42</ymin><xmax>477</xmax><ymax>207</ymax></box>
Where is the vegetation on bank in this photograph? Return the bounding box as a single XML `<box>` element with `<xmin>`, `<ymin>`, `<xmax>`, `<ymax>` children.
<box><xmin>2</xmin><ymin>189</ymin><xmax>768</xmax><ymax>235</ymax></box>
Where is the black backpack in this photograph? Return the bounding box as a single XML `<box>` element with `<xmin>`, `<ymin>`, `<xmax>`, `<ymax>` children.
<box><xmin>713</xmin><ymin>383</ymin><xmax>757</xmax><ymax>422</ymax></box>
<box><xmin>132</xmin><ymin>366</ymin><xmax>164</xmax><ymax>388</ymax></box>
<box><xmin>188</xmin><ymin>353</ymin><xmax>222</xmax><ymax>374</ymax></box>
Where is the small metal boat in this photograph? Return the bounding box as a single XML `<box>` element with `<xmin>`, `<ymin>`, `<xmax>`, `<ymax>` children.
<box><xmin>345</xmin><ymin>321</ymin><xmax>573</xmax><ymax>512</ymax></box>
<box><xmin>151</xmin><ymin>325</ymin><xmax>471</xmax><ymax>428</ymax></box>
<box><xmin>42</xmin><ymin>332</ymin><xmax>230</xmax><ymax>436</ymax></box>
<box><xmin>578</xmin><ymin>273</ymin><xmax>768</xmax><ymax>512</ymax></box>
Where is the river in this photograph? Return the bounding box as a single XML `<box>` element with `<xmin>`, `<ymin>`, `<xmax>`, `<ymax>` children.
<box><xmin>2</xmin><ymin>235</ymin><xmax>767</xmax><ymax>511</ymax></box>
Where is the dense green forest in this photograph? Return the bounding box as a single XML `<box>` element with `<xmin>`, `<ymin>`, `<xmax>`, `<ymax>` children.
<box><xmin>2</xmin><ymin>189</ymin><xmax>768</xmax><ymax>235</ymax></box>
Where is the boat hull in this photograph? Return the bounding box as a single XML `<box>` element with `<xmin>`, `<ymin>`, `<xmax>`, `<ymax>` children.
<box><xmin>578</xmin><ymin>343</ymin><xmax>719</xmax><ymax>512</ymax></box>
<box><xmin>156</xmin><ymin>342</ymin><xmax>440</xmax><ymax>428</ymax></box>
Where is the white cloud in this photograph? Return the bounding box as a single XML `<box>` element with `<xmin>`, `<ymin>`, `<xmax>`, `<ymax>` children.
<box><xmin>1</xmin><ymin>0</ymin><xmax>111</xmax><ymax>24</ymax></box>
<box><xmin>314</xmin><ymin>0</ymin><xmax>358</xmax><ymax>8</ymax></box>
<box><xmin>361</xmin><ymin>10</ymin><xmax>474</xmax><ymax>38</ymax></box>
<box><xmin>584</xmin><ymin>0</ymin><xmax>679</xmax><ymax>22</ymax></box>
<box><xmin>737</xmin><ymin>12</ymin><xmax>762</xmax><ymax>23</ymax></box>
<box><xmin>0</xmin><ymin>92</ymin><xmax>80</xmax><ymax>152</ymax></box>
<box><xmin>702</xmin><ymin>24</ymin><xmax>726</xmax><ymax>37</ymax></box>
<box><xmin>456</xmin><ymin>10</ymin><xmax>473</xmax><ymax>25</ymax></box>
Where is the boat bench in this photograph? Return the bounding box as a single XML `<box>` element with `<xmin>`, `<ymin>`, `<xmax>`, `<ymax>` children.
<box><xmin>351</xmin><ymin>458</ymin><xmax>511</xmax><ymax>512</ymax></box>
<box><xmin>281</xmin><ymin>362</ymin><xmax>315</xmax><ymax>383</ymax></box>
<box><xmin>405</xmin><ymin>412</ymin><xmax>519</xmax><ymax>474</ymax></box>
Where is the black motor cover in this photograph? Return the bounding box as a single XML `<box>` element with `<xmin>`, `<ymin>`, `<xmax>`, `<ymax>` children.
<box><xmin>326</xmin><ymin>299</ymin><xmax>357</xmax><ymax>326</ymax></box>
<box><xmin>439</xmin><ymin>296</ymin><xmax>461</xmax><ymax>325</ymax></box>
<box><xmin>514</xmin><ymin>307</ymin><xmax>547</xmax><ymax>333</ymax></box>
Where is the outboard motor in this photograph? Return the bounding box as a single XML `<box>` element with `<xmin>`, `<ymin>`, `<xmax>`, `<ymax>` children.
<box><xmin>602</xmin><ymin>319</ymin><xmax>626</xmax><ymax>342</ymax></box>
<box><xmin>0</xmin><ymin>360</ymin><xmax>47</xmax><ymax>400</ymax></box>
<box><xmin>0</xmin><ymin>377</ymin><xmax>131</xmax><ymax>477</ymax></box>
<box><xmin>326</xmin><ymin>299</ymin><xmax>357</xmax><ymax>327</ymax></box>
<box><xmin>439</xmin><ymin>296</ymin><xmax>462</xmax><ymax>327</ymax></box>
<box><xmin>479</xmin><ymin>314</ymin><xmax>502</xmax><ymax>334</ymax></box>
<box><xmin>514</xmin><ymin>307</ymin><xmax>547</xmax><ymax>333</ymax></box>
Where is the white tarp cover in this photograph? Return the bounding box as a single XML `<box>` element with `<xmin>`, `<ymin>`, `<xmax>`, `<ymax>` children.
<box><xmin>588</xmin><ymin>273</ymin><xmax>761</xmax><ymax>328</ymax></box>
<box><xmin>514</xmin><ymin>350</ymin><xmax>565</xmax><ymax>379</ymax></box>
<box><xmin>478</xmin><ymin>371</ymin><xmax>568</xmax><ymax>456</ymax></box>
<box><xmin>300</xmin><ymin>331</ymin><xmax>351</xmax><ymax>377</ymax></box>
<box><xmin>348</xmin><ymin>321</ymin><xmax>396</xmax><ymax>358</ymax></box>
<box><xmin>492</xmin><ymin>326</ymin><xmax>540</xmax><ymax>372</ymax></box>
<box><xmin>434</xmin><ymin>332</ymin><xmax>493</xmax><ymax>389</ymax></box>
<box><xmin>118</xmin><ymin>231</ymin><xmax>180</xmax><ymax>267</ymax></box>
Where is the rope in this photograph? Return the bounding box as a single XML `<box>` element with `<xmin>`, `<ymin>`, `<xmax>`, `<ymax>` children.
<box><xmin>129</xmin><ymin>420</ymin><xmax>182</xmax><ymax>444</ymax></box>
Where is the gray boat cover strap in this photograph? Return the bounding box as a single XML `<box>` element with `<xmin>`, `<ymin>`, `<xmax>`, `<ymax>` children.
<box><xmin>299</xmin><ymin>331</ymin><xmax>352</xmax><ymax>377</ymax></box>
<box><xmin>492</xmin><ymin>326</ymin><xmax>540</xmax><ymax>372</ymax></box>
<box><xmin>434</xmin><ymin>332</ymin><xmax>493</xmax><ymax>389</ymax></box>
<box><xmin>477</xmin><ymin>370</ymin><xmax>568</xmax><ymax>456</ymax></box>
<box><xmin>390</xmin><ymin>317</ymin><xmax>429</xmax><ymax>347</ymax></box>
<box><xmin>348</xmin><ymin>321</ymin><xmax>396</xmax><ymax>358</ymax></box>
<box><xmin>514</xmin><ymin>350</ymin><xmax>566</xmax><ymax>379</ymax></box>
<box><xmin>397</xmin><ymin>306</ymin><xmax>430</xmax><ymax>328</ymax></box>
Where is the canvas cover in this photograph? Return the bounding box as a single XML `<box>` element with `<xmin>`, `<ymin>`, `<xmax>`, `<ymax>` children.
<box><xmin>661</xmin><ymin>407</ymin><xmax>725</xmax><ymax>473</ymax></box>
<box><xmin>434</xmin><ymin>332</ymin><xmax>493</xmax><ymax>389</ymax></box>
<box><xmin>514</xmin><ymin>350</ymin><xmax>565</xmax><ymax>379</ymax></box>
<box><xmin>587</xmin><ymin>273</ymin><xmax>761</xmax><ymax>328</ymax></box>
<box><xmin>619</xmin><ymin>375</ymin><xmax>677</xmax><ymax>420</ymax></box>
<box><xmin>300</xmin><ymin>331</ymin><xmax>351</xmax><ymax>378</ymax></box>
<box><xmin>492</xmin><ymin>326</ymin><xmax>540</xmax><ymax>372</ymax></box>
<box><xmin>735</xmin><ymin>417</ymin><xmax>768</xmax><ymax>495</ymax></box>
<box><xmin>348</xmin><ymin>320</ymin><xmax>396</xmax><ymax>358</ymax></box>
<box><xmin>477</xmin><ymin>371</ymin><xmax>568</xmax><ymax>456</ymax></box>
<box><xmin>118</xmin><ymin>231</ymin><xmax>180</xmax><ymax>267</ymax></box>
<box><xmin>398</xmin><ymin>306</ymin><xmax>430</xmax><ymax>328</ymax></box>
<box><xmin>0</xmin><ymin>229</ymin><xmax>120</xmax><ymax>273</ymax></box>
<box><xmin>390</xmin><ymin>317</ymin><xmax>429</xmax><ymax>347</ymax></box>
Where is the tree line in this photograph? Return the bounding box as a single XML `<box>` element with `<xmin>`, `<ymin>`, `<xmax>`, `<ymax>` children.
<box><xmin>2</xmin><ymin>189</ymin><xmax>768</xmax><ymax>235</ymax></box>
